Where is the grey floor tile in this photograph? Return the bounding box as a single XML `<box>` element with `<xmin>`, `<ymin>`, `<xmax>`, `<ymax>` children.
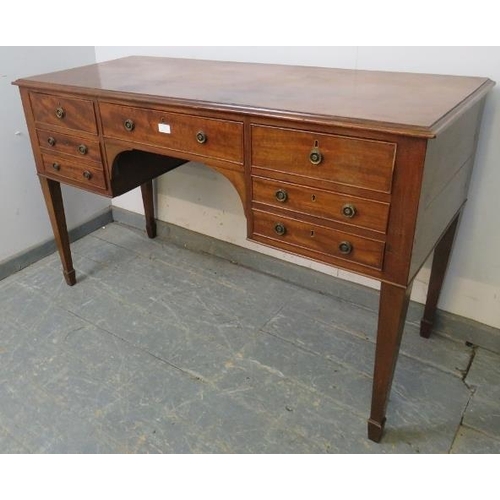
<box><xmin>1</xmin><ymin>223</ymin><xmax>497</xmax><ymax>453</ymax></box>
<box><xmin>0</xmin><ymin>380</ymin><xmax>119</xmax><ymax>453</ymax></box>
<box><xmin>281</xmin><ymin>291</ymin><xmax>472</xmax><ymax>377</ymax></box>
<box><xmin>465</xmin><ymin>348</ymin><xmax>500</xmax><ymax>389</ymax></box>
<box><xmin>451</xmin><ymin>427</ymin><xmax>500</xmax><ymax>454</ymax></box>
<box><xmin>0</xmin><ymin>427</ymin><xmax>32</xmax><ymax>453</ymax></box>
<box><xmin>166</xmin><ymin>389</ymin><xmax>326</xmax><ymax>453</ymax></box>
<box><xmin>462</xmin><ymin>348</ymin><xmax>500</xmax><ymax>439</ymax></box>
<box><xmin>211</xmin><ymin>355</ymin><xmax>416</xmax><ymax>453</ymax></box>
<box><xmin>236</xmin><ymin>330</ymin><xmax>373</xmax><ymax>415</ymax></box>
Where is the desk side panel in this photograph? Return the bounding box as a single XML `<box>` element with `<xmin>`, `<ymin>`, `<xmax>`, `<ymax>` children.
<box><xmin>409</xmin><ymin>98</ymin><xmax>486</xmax><ymax>281</ymax></box>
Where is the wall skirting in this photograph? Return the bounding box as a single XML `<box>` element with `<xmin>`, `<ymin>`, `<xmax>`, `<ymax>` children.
<box><xmin>0</xmin><ymin>208</ymin><xmax>113</xmax><ymax>282</ymax></box>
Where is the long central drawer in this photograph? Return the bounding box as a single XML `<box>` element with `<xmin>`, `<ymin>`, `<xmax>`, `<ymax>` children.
<box><xmin>100</xmin><ymin>102</ymin><xmax>244</xmax><ymax>164</ymax></box>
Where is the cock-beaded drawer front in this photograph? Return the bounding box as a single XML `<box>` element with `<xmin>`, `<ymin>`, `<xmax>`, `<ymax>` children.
<box><xmin>29</xmin><ymin>92</ymin><xmax>98</xmax><ymax>134</ymax></box>
<box><xmin>99</xmin><ymin>102</ymin><xmax>244</xmax><ymax>164</ymax></box>
<box><xmin>36</xmin><ymin>129</ymin><xmax>102</xmax><ymax>163</ymax></box>
<box><xmin>252</xmin><ymin>176</ymin><xmax>390</xmax><ymax>234</ymax></box>
<box><xmin>252</xmin><ymin>209</ymin><xmax>385</xmax><ymax>270</ymax></box>
<box><xmin>41</xmin><ymin>153</ymin><xmax>106</xmax><ymax>190</ymax></box>
<box><xmin>251</xmin><ymin>125</ymin><xmax>397</xmax><ymax>193</ymax></box>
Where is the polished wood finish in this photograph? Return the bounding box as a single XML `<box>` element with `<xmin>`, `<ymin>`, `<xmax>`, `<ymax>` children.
<box><xmin>251</xmin><ymin>176</ymin><xmax>390</xmax><ymax>234</ymax></box>
<box><xmin>141</xmin><ymin>181</ymin><xmax>157</xmax><ymax>239</ymax></box>
<box><xmin>41</xmin><ymin>153</ymin><xmax>106</xmax><ymax>191</ymax></box>
<box><xmin>37</xmin><ymin>129</ymin><xmax>102</xmax><ymax>163</ymax></box>
<box><xmin>30</xmin><ymin>91</ymin><xmax>97</xmax><ymax>134</ymax></box>
<box><xmin>368</xmin><ymin>281</ymin><xmax>413</xmax><ymax>442</ymax></box>
<box><xmin>252</xmin><ymin>209</ymin><xmax>385</xmax><ymax>270</ymax></box>
<box><xmin>14</xmin><ymin>56</ymin><xmax>494</xmax><ymax>443</ymax></box>
<box><xmin>18</xmin><ymin>56</ymin><xmax>491</xmax><ymax>137</ymax></box>
<box><xmin>420</xmin><ymin>215</ymin><xmax>460</xmax><ymax>338</ymax></box>
<box><xmin>38</xmin><ymin>177</ymin><xmax>76</xmax><ymax>286</ymax></box>
<box><xmin>251</xmin><ymin>125</ymin><xmax>396</xmax><ymax>193</ymax></box>
<box><xmin>100</xmin><ymin>102</ymin><xmax>244</xmax><ymax>164</ymax></box>
<box><xmin>409</xmin><ymin>99</ymin><xmax>486</xmax><ymax>281</ymax></box>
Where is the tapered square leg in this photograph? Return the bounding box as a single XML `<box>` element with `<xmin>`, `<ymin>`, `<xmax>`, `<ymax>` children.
<box><xmin>420</xmin><ymin>215</ymin><xmax>460</xmax><ymax>338</ymax></box>
<box><xmin>141</xmin><ymin>180</ymin><xmax>156</xmax><ymax>238</ymax></box>
<box><xmin>39</xmin><ymin>177</ymin><xmax>76</xmax><ymax>286</ymax></box>
<box><xmin>368</xmin><ymin>282</ymin><xmax>413</xmax><ymax>442</ymax></box>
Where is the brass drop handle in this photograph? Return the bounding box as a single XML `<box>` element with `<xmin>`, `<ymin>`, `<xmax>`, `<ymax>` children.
<box><xmin>47</xmin><ymin>137</ymin><xmax>56</xmax><ymax>147</ymax></box>
<box><xmin>55</xmin><ymin>107</ymin><xmax>65</xmax><ymax>119</ymax></box>
<box><xmin>83</xmin><ymin>170</ymin><xmax>93</xmax><ymax>180</ymax></box>
<box><xmin>341</xmin><ymin>204</ymin><xmax>356</xmax><ymax>218</ymax></box>
<box><xmin>309</xmin><ymin>147</ymin><xmax>322</xmax><ymax>165</ymax></box>
<box><xmin>338</xmin><ymin>241</ymin><xmax>353</xmax><ymax>255</ymax></box>
<box><xmin>274</xmin><ymin>223</ymin><xmax>286</xmax><ymax>236</ymax></box>
<box><xmin>52</xmin><ymin>162</ymin><xmax>60</xmax><ymax>171</ymax></box>
<box><xmin>196</xmin><ymin>131</ymin><xmax>207</xmax><ymax>144</ymax></box>
<box><xmin>124</xmin><ymin>119</ymin><xmax>135</xmax><ymax>131</ymax></box>
<box><xmin>275</xmin><ymin>189</ymin><xmax>288</xmax><ymax>203</ymax></box>
<box><xmin>78</xmin><ymin>144</ymin><xmax>88</xmax><ymax>155</ymax></box>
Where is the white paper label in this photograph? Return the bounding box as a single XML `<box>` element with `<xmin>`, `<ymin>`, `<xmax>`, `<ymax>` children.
<box><xmin>158</xmin><ymin>123</ymin><xmax>171</xmax><ymax>134</ymax></box>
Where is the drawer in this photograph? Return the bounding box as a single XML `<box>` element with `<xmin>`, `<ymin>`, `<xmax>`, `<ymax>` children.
<box><xmin>252</xmin><ymin>176</ymin><xmax>390</xmax><ymax>233</ymax></box>
<box><xmin>100</xmin><ymin>102</ymin><xmax>244</xmax><ymax>163</ymax></box>
<box><xmin>37</xmin><ymin>130</ymin><xmax>102</xmax><ymax>163</ymax></box>
<box><xmin>252</xmin><ymin>210</ymin><xmax>385</xmax><ymax>269</ymax></box>
<box><xmin>251</xmin><ymin>125</ymin><xmax>396</xmax><ymax>193</ymax></box>
<box><xmin>30</xmin><ymin>92</ymin><xmax>97</xmax><ymax>134</ymax></box>
<box><xmin>41</xmin><ymin>154</ymin><xmax>106</xmax><ymax>190</ymax></box>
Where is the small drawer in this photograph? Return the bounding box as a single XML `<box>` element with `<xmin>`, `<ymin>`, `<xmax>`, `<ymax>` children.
<box><xmin>30</xmin><ymin>92</ymin><xmax>97</xmax><ymax>134</ymax></box>
<box><xmin>41</xmin><ymin>154</ymin><xmax>106</xmax><ymax>190</ymax></box>
<box><xmin>100</xmin><ymin>102</ymin><xmax>244</xmax><ymax>163</ymax></box>
<box><xmin>252</xmin><ymin>210</ymin><xmax>385</xmax><ymax>270</ymax></box>
<box><xmin>252</xmin><ymin>176</ymin><xmax>390</xmax><ymax>233</ymax></box>
<box><xmin>37</xmin><ymin>130</ymin><xmax>102</xmax><ymax>163</ymax></box>
<box><xmin>251</xmin><ymin>125</ymin><xmax>396</xmax><ymax>193</ymax></box>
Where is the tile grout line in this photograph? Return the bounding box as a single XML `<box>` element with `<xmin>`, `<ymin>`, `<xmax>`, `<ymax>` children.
<box><xmin>448</xmin><ymin>345</ymin><xmax>480</xmax><ymax>453</ymax></box>
<box><xmin>62</xmin><ymin>308</ymin><xmax>215</xmax><ymax>386</ymax></box>
<box><xmin>461</xmin><ymin>344</ymin><xmax>478</xmax><ymax>387</ymax></box>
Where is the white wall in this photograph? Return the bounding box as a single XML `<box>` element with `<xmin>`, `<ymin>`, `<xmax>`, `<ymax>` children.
<box><xmin>95</xmin><ymin>47</ymin><xmax>500</xmax><ymax>330</ymax></box>
<box><xmin>0</xmin><ymin>46</ymin><xmax>109</xmax><ymax>263</ymax></box>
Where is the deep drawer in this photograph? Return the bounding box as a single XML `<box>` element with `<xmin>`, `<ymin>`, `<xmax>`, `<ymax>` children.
<box><xmin>251</xmin><ymin>125</ymin><xmax>396</xmax><ymax>193</ymax></box>
<box><xmin>41</xmin><ymin>154</ymin><xmax>106</xmax><ymax>190</ymax></box>
<box><xmin>30</xmin><ymin>92</ymin><xmax>97</xmax><ymax>134</ymax></box>
<box><xmin>252</xmin><ymin>209</ymin><xmax>385</xmax><ymax>269</ymax></box>
<box><xmin>100</xmin><ymin>102</ymin><xmax>244</xmax><ymax>163</ymax></box>
<box><xmin>252</xmin><ymin>176</ymin><xmax>390</xmax><ymax>233</ymax></box>
<box><xmin>37</xmin><ymin>129</ymin><xmax>102</xmax><ymax>163</ymax></box>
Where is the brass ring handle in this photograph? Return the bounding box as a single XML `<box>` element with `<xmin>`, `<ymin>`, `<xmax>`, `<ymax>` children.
<box><xmin>55</xmin><ymin>107</ymin><xmax>65</xmax><ymax>119</ymax></box>
<box><xmin>275</xmin><ymin>189</ymin><xmax>288</xmax><ymax>203</ymax></box>
<box><xmin>338</xmin><ymin>241</ymin><xmax>353</xmax><ymax>255</ymax></box>
<box><xmin>274</xmin><ymin>223</ymin><xmax>286</xmax><ymax>236</ymax></box>
<box><xmin>309</xmin><ymin>148</ymin><xmax>322</xmax><ymax>165</ymax></box>
<box><xmin>196</xmin><ymin>131</ymin><xmax>207</xmax><ymax>144</ymax></box>
<box><xmin>341</xmin><ymin>204</ymin><xmax>356</xmax><ymax>218</ymax></box>
<box><xmin>78</xmin><ymin>144</ymin><xmax>88</xmax><ymax>155</ymax></box>
<box><xmin>83</xmin><ymin>170</ymin><xmax>93</xmax><ymax>180</ymax></box>
<box><xmin>47</xmin><ymin>137</ymin><xmax>56</xmax><ymax>147</ymax></box>
<box><xmin>52</xmin><ymin>162</ymin><xmax>60</xmax><ymax>171</ymax></box>
<box><xmin>124</xmin><ymin>119</ymin><xmax>135</xmax><ymax>131</ymax></box>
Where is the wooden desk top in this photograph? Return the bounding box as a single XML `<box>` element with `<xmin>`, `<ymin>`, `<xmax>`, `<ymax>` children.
<box><xmin>14</xmin><ymin>56</ymin><xmax>494</xmax><ymax>138</ymax></box>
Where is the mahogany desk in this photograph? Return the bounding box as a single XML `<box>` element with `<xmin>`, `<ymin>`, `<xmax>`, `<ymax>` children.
<box><xmin>14</xmin><ymin>57</ymin><xmax>494</xmax><ymax>442</ymax></box>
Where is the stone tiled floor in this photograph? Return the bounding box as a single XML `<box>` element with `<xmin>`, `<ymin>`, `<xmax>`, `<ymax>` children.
<box><xmin>0</xmin><ymin>222</ymin><xmax>499</xmax><ymax>453</ymax></box>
